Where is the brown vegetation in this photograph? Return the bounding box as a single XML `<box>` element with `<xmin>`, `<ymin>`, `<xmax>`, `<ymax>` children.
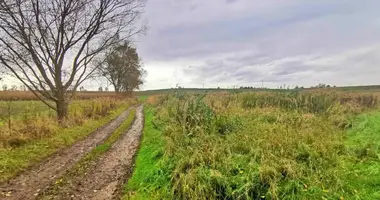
<box><xmin>0</xmin><ymin>91</ymin><xmax>129</xmax><ymax>101</ymax></box>
<box><xmin>0</xmin><ymin>97</ymin><xmax>137</xmax><ymax>149</ymax></box>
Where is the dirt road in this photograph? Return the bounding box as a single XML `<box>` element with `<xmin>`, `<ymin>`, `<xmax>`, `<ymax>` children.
<box><xmin>0</xmin><ymin>107</ymin><xmax>134</xmax><ymax>200</ymax></box>
<box><xmin>39</xmin><ymin>105</ymin><xmax>144</xmax><ymax>200</ymax></box>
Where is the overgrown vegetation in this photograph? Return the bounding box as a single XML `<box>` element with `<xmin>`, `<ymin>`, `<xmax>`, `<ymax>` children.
<box><xmin>0</xmin><ymin>98</ymin><xmax>136</xmax><ymax>182</ymax></box>
<box><xmin>126</xmin><ymin>92</ymin><xmax>380</xmax><ymax>200</ymax></box>
<box><xmin>0</xmin><ymin>98</ymin><xmax>136</xmax><ymax>148</ymax></box>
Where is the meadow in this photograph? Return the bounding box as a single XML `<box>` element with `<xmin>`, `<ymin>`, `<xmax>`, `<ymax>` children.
<box><xmin>125</xmin><ymin>91</ymin><xmax>380</xmax><ymax>200</ymax></box>
<box><xmin>1</xmin><ymin>88</ymin><xmax>380</xmax><ymax>199</ymax></box>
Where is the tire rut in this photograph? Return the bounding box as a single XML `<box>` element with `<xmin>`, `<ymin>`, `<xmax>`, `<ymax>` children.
<box><xmin>0</xmin><ymin>107</ymin><xmax>134</xmax><ymax>200</ymax></box>
<box><xmin>39</xmin><ymin>105</ymin><xmax>144</xmax><ymax>200</ymax></box>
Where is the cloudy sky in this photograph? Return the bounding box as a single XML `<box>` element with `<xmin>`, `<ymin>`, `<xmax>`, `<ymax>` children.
<box><xmin>136</xmin><ymin>0</ymin><xmax>380</xmax><ymax>90</ymax></box>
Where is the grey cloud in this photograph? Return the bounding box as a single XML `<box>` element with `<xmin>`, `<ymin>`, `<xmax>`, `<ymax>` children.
<box><xmin>226</xmin><ymin>0</ymin><xmax>238</xmax><ymax>4</ymax></box>
<box><xmin>184</xmin><ymin>44</ymin><xmax>380</xmax><ymax>86</ymax></box>
<box><xmin>272</xmin><ymin>61</ymin><xmax>312</xmax><ymax>76</ymax></box>
<box><xmin>141</xmin><ymin>0</ymin><xmax>380</xmax><ymax>62</ymax></box>
<box><xmin>138</xmin><ymin>0</ymin><xmax>380</xmax><ymax>88</ymax></box>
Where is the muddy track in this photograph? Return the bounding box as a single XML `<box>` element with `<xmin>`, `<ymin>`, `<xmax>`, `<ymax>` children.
<box><xmin>0</xmin><ymin>107</ymin><xmax>134</xmax><ymax>200</ymax></box>
<box><xmin>39</xmin><ymin>105</ymin><xmax>144</xmax><ymax>200</ymax></box>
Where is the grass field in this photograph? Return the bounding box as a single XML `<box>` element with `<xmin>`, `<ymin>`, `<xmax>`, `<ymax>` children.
<box><xmin>1</xmin><ymin>88</ymin><xmax>380</xmax><ymax>199</ymax></box>
<box><xmin>125</xmin><ymin>91</ymin><xmax>380</xmax><ymax>200</ymax></box>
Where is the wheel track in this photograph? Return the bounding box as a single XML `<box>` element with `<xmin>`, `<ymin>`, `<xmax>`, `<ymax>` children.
<box><xmin>0</xmin><ymin>107</ymin><xmax>134</xmax><ymax>200</ymax></box>
<box><xmin>39</xmin><ymin>105</ymin><xmax>144</xmax><ymax>200</ymax></box>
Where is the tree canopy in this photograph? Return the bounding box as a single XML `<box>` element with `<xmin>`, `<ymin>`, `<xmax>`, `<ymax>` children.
<box><xmin>99</xmin><ymin>42</ymin><xmax>145</xmax><ymax>94</ymax></box>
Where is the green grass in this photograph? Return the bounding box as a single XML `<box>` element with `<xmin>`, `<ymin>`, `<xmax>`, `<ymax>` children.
<box><xmin>124</xmin><ymin>93</ymin><xmax>380</xmax><ymax>200</ymax></box>
<box><xmin>123</xmin><ymin>106</ymin><xmax>168</xmax><ymax>200</ymax></box>
<box><xmin>0</xmin><ymin>104</ymin><xmax>131</xmax><ymax>182</ymax></box>
<box><xmin>338</xmin><ymin>111</ymin><xmax>380</xmax><ymax>199</ymax></box>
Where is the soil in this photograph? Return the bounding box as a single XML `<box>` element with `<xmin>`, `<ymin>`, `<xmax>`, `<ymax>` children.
<box><xmin>39</xmin><ymin>105</ymin><xmax>144</xmax><ymax>200</ymax></box>
<box><xmin>0</xmin><ymin>107</ymin><xmax>134</xmax><ymax>200</ymax></box>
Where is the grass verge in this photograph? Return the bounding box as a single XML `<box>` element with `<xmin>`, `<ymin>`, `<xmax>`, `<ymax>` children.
<box><xmin>338</xmin><ymin>111</ymin><xmax>380</xmax><ymax>199</ymax></box>
<box><xmin>122</xmin><ymin>106</ymin><xmax>168</xmax><ymax>200</ymax></box>
<box><xmin>40</xmin><ymin>108</ymin><xmax>137</xmax><ymax>196</ymax></box>
<box><xmin>0</xmin><ymin>104</ymin><xmax>131</xmax><ymax>182</ymax></box>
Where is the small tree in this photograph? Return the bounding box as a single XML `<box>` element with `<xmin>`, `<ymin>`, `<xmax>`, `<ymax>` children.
<box><xmin>317</xmin><ymin>83</ymin><xmax>327</xmax><ymax>88</ymax></box>
<box><xmin>11</xmin><ymin>85</ymin><xmax>17</xmax><ymax>91</ymax></box>
<box><xmin>98</xmin><ymin>42</ymin><xmax>145</xmax><ymax>94</ymax></box>
<box><xmin>2</xmin><ymin>84</ymin><xmax>7</xmax><ymax>91</ymax></box>
<box><xmin>98</xmin><ymin>87</ymin><xmax>103</xmax><ymax>92</ymax></box>
<box><xmin>19</xmin><ymin>85</ymin><xmax>26</xmax><ymax>91</ymax></box>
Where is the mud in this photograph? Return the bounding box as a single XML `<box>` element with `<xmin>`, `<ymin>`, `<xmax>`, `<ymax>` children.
<box><xmin>0</xmin><ymin>107</ymin><xmax>134</xmax><ymax>200</ymax></box>
<box><xmin>40</xmin><ymin>105</ymin><xmax>144</xmax><ymax>200</ymax></box>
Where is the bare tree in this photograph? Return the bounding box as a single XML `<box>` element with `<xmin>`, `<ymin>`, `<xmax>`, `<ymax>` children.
<box><xmin>98</xmin><ymin>41</ymin><xmax>145</xmax><ymax>95</ymax></box>
<box><xmin>0</xmin><ymin>0</ymin><xmax>146</xmax><ymax>121</ymax></box>
<box><xmin>19</xmin><ymin>85</ymin><xmax>27</xmax><ymax>91</ymax></box>
<box><xmin>11</xmin><ymin>84</ymin><xmax>17</xmax><ymax>91</ymax></box>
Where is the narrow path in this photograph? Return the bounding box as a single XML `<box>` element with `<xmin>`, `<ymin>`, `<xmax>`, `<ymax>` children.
<box><xmin>40</xmin><ymin>105</ymin><xmax>144</xmax><ymax>200</ymax></box>
<box><xmin>0</xmin><ymin>107</ymin><xmax>134</xmax><ymax>200</ymax></box>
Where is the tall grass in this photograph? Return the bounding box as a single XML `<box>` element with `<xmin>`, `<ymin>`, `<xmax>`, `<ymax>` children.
<box><xmin>127</xmin><ymin>91</ymin><xmax>380</xmax><ymax>200</ymax></box>
<box><xmin>0</xmin><ymin>98</ymin><xmax>136</xmax><ymax>149</ymax></box>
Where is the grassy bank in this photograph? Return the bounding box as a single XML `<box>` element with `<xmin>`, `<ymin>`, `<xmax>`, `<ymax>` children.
<box><xmin>123</xmin><ymin>106</ymin><xmax>167</xmax><ymax>199</ymax></box>
<box><xmin>0</xmin><ymin>101</ymin><xmax>133</xmax><ymax>182</ymax></box>
<box><xmin>125</xmin><ymin>92</ymin><xmax>380</xmax><ymax>200</ymax></box>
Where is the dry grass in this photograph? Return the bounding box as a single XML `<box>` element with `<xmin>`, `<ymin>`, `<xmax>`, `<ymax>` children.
<box><xmin>0</xmin><ymin>97</ymin><xmax>137</xmax><ymax>149</ymax></box>
<box><xmin>0</xmin><ymin>91</ymin><xmax>132</xmax><ymax>101</ymax></box>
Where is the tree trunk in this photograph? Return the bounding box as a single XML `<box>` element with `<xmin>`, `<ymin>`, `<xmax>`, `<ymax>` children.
<box><xmin>56</xmin><ymin>100</ymin><xmax>68</xmax><ymax>123</ymax></box>
<box><xmin>56</xmin><ymin>88</ymin><xmax>68</xmax><ymax>123</ymax></box>
<box><xmin>114</xmin><ymin>85</ymin><xmax>120</xmax><ymax>95</ymax></box>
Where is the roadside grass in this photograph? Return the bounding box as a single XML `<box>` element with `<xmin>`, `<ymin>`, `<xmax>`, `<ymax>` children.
<box><xmin>338</xmin><ymin>111</ymin><xmax>380</xmax><ymax>199</ymax></box>
<box><xmin>123</xmin><ymin>106</ymin><xmax>169</xmax><ymax>200</ymax></box>
<box><xmin>0</xmin><ymin>103</ymin><xmax>132</xmax><ymax>182</ymax></box>
<box><xmin>124</xmin><ymin>92</ymin><xmax>380</xmax><ymax>200</ymax></box>
<box><xmin>40</xmin><ymin>108</ymin><xmax>137</xmax><ymax>197</ymax></box>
